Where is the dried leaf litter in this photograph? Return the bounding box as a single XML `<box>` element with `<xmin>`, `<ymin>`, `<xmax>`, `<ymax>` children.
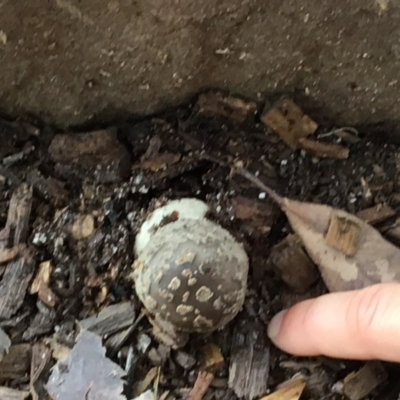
<box><xmin>0</xmin><ymin>92</ymin><xmax>399</xmax><ymax>399</ymax></box>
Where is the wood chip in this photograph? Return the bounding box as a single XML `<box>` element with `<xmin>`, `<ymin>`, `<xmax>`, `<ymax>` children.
<box><xmin>71</xmin><ymin>214</ymin><xmax>95</xmax><ymax>240</ymax></box>
<box><xmin>343</xmin><ymin>361</ymin><xmax>387</xmax><ymax>400</ymax></box>
<box><xmin>134</xmin><ymin>367</ymin><xmax>158</xmax><ymax>397</ymax></box>
<box><xmin>0</xmin><ymin>328</ymin><xmax>10</xmax><ymax>363</ymax></box>
<box><xmin>229</xmin><ymin>317</ymin><xmax>270</xmax><ymax>400</ymax></box>
<box><xmin>197</xmin><ymin>92</ymin><xmax>258</xmax><ymax>123</ymax></box>
<box><xmin>0</xmin><ymin>344</ymin><xmax>31</xmax><ymax>383</ymax></box>
<box><xmin>0</xmin><ymin>386</ymin><xmax>29</xmax><ymax>400</ymax></box>
<box><xmin>202</xmin><ymin>344</ymin><xmax>224</xmax><ymax>373</ymax></box>
<box><xmin>325</xmin><ymin>214</ymin><xmax>361</xmax><ymax>257</ymax></box>
<box><xmin>0</xmin><ymin>184</ymin><xmax>36</xmax><ymax>319</ymax></box>
<box><xmin>78</xmin><ymin>301</ymin><xmax>136</xmax><ymax>336</ymax></box>
<box><xmin>26</xmin><ymin>169</ymin><xmax>70</xmax><ymax>207</ymax></box>
<box><xmin>356</xmin><ymin>204</ymin><xmax>396</xmax><ymax>225</ymax></box>
<box><xmin>269</xmin><ymin>234</ymin><xmax>319</xmax><ymax>293</ymax></box>
<box><xmin>30</xmin><ymin>261</ymin><xmax>57</xmax><ymax>307</ymax></box>
<box><xmin>260</xmin><ymin>378</ymin><xmax>306</xmax><ymax>400</ymax></box>
<box><xmin>298</xmin><ymin>137</ymin><xmax>349</xmax><ymax>159</ymax></box>
<box><xmin>0</xmin><ymin>244</ymin><xmax>25</xmax><ymax>264</ymax></box>
<box><xmin>187</xmin><ymin>371</ymin><xmax>215</xmax><ymax>400</ymax></box>
<box><xmin>23</xmin><ymin>305</ymin><xmax>56</xmax><ymax>341</ymax></box>
<box><xmin>261</xmin><ymin>98</ymin><xmax>317</xmax><ymax>149</ymax></box>
<box><xmin>30</xmin><ymin>342</ymin><xmax>52</xmax><ymax>400</ymax></box>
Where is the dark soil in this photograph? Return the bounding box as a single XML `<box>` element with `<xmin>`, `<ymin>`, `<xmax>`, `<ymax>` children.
<box><xmin>1</xmin><ymin>90</ymin><xmax>400</xmax><ymax>399</ymax></box>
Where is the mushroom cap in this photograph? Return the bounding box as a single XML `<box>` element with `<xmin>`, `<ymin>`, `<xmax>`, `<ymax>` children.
<box><xmin>134</xmin><ymin>217</ymin><xmax>249</xmax><ymax>333</ymax></box>
<box><xmin>135</xmin><ymin>198</ymin><xmax>209</xmax><ymax>257</ymax></box>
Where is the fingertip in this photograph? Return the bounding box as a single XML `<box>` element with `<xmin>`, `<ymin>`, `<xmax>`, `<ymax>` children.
<box><xmin>267</xmin><ymin>309</ymin><xmax>287</xmax><ymax>340</ymax></box>
<box><xmin>267</xmin><ymin>284</ymin><xmax>400</xmax><ymax>362</ymax></box>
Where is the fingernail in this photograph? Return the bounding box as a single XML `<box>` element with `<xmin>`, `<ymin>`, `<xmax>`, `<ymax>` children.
<box><xmin>268</xmin><ymin>309</ymin><xmax>287</xmax><ymax>339</ymax></box>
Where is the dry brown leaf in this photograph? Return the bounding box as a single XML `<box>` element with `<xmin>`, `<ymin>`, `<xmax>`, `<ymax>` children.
<box><xmin>260</xmin><ymin>378</ymin><xmax>306</xmax><ymax>400</ymax></box>
<box><xmin>237</xmin><ymin>169</ymin><xmax>400</xmax><ymax>292</ymax></box>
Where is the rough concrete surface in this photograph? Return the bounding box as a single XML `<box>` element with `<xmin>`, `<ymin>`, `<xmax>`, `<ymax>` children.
<box><xmin>0</xmin><ymin>0</ymin><xmax>399</xmax><ymax>129</ymax></box>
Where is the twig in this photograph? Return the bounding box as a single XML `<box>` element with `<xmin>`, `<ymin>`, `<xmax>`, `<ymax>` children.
<box><xmin>187</xmin><ymin>371</ymin><xmax>214</xmax><ymax>400</ymax></box>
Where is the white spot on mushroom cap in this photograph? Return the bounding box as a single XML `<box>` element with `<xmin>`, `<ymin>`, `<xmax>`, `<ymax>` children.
<box><xmin>168</xmin><ymin>277</ymin><xmax>181</xmax><ymax>291</ymax></box>
<box><xmin>181</xmin><ymin>268</ymin><xmax>193</xmax><ymax>278</ymax></box>
<box><xmin>194</xmin><ymin>315</ymin><xmax>214</xmax><ymax>328</ymax></box>
<box><xmin>182</xmin><ymin>291</ymin><xmax>190</xmax><ymax>302</ymax></box>
<box><xmin>188</xmin><ymin>277</ymin><xmax>197</xmax><ymax>286</ymax></box>
<box><xmin>196</xmin><ymin>286</ymin><xmax>213</xmax><ymax>302</ymax></box>
<box><xmin>176</xmin><ymin>305</ymin><xmax>194</xmax><ymax>315</ymax></box>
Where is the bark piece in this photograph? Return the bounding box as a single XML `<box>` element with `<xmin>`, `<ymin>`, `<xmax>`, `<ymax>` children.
<box><xmin>0</xmin><ymin>328</ymin><xmax>10</xmax><ymax>363</ymax></box>
<box><xmin>48</xmin><ymin>129</ymin><xmax>131</xmax><ymax>183</ymax></box>
<box><xmin>260</xmin><ymin>378</ymin><xmax>305</xmax><ymax>400</ymax></box>
<box><xmin>30</xmin><ymin>342</ymin><xmax>52</xmax><ymax>400</ymax></box>
<box><xmin>0</xmin><ymin>248</ymin><xmax>36</xmax><ymax>319</ymax></box>
<box><xmin>343</xmin><ymin>361</ymin><xmax>387</xmax><ymax>400</ymax></box>
<box><xmin>261</xmin><ymin>98</ymin><xmax>317</xmax><ymax>149</ymax></box>
<box><xmin>134</xmin><ymin>367</ymin><xmax>158</xmax><ymax>397</ymax></box>
<box><xmin>228</xmin><ymin>317</ymin><xmax>270</xmax><ymax>400</ymax></box>
<box><xmin>23</xmin><ymin>304</ymin><xmax>56</xmax><ymax>341</ymax></box>
<box><xmin>269</xmin><ymin>234</ymin><xmax>319</xmax><ymax>293</ymax></box>
<box><xmin>356</xmin><ymin>204</ymin><xmax>396</xmax><ymax>225</ymax></box>
<box><xmin>0</xmin><ymin>184</ymin><xmax>36</xmax><ymax>319</ymax></box>
<box><xmin>298</xmin><ymin>137</ymin><xmax>349</xmax><ymax>159</ymax></box>
<box><xmin>196</xmin><ymin>92</ymin><xmax>257</xmax><ymax>123</ymax></box>
<box><xmin>78</xmin><ymin>301</ymin><xmax>136</xmax><ymax>336</ymax></box>
<box><xmin>0</xmin><ymin>244</ymin><xmax>25</xmax><ymax>265</ymax></box>
<box><xmin>0</xmin><ymin>344</ymin><xmax>31</xmax><ymax>382</ymax></box>
<box><xmin>26</xmin><ymin>169</ymin><xmax>70</xmax><ymax>207</ymax></box>
<box><xmin>0</xmin><ymin>386</ymin><xmax>29</xmax><ymax>399</ymax></box>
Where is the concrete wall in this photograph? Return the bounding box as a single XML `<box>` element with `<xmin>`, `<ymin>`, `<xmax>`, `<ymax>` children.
<box><xmin>0</xmin><ymin>0</ymin><xmax>399</xmax><ymax>130</ymax></box>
